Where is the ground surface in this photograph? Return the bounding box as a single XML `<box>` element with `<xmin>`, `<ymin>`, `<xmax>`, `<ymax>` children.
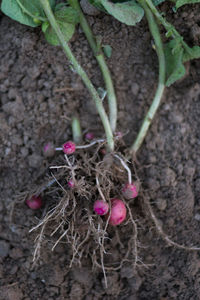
<box><xmin>1</xmin><ymin>2</ymin><xmax>200</xmax><ymax>299</ymax></box>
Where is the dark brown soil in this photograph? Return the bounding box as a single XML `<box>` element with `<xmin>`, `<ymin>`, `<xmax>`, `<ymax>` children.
<box><xmin>1</xmin><ymin>3</ymin><xmax>200</xmax><ymax>299</ymax></box>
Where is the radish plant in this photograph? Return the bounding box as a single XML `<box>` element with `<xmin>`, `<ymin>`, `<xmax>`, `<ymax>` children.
<box><xmin>1</xmin><ymin>0</ymin><xmax>115</xmax><ymax>151</ymax></box>
<box><xmin>89</xmin><ymin>0</ymin><xmax>200</xmax><ymax>153</ymax></box>
<box><xmin>2</xmin><ymin>0</ymin><xmax>200</xmax><ymax>285</ymax></box>
<box><xmin>26</xmin><ymin>195</ymin><xmax>43</xmax><ymax>210</ymax></box>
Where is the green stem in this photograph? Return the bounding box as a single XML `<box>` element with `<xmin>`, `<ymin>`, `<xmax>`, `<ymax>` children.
<box><xmin>130</xmin><ymin>0</ymin><xmax>165</xmax><ymax>155</ymax></box>
<box><xmin>145</xmin><ymin>0</ymin><xmax>192</xmax><ymax>54</ymax></box>
<box><xmin>39</xmin><ymin>0</ymin><xmax>114</xmax><ymax>151</ymax></box>
<box><xmin>68</xmin><ymin>0</ymin><xmax>117</xmax><ymax>133</ymax></box>
<box><xmin>72</xmin><ymin>116</ymin><xmax>82</xmax><ymax>144</ymax></box>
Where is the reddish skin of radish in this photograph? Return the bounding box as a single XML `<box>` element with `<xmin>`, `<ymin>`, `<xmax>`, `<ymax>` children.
<box><xmin>26</xmin><ymin>195</ymin><xmax>42</xmax><ymax>210</ymax></box>
<box><xmin>122</xmin><ymin>183</ymin><xmax>138</xmax><ymax>200</ymax></box>
<box><xmin>85</xmin><ymin>132</ymin><xmax>95</xmax><ymax>141</ymax></box>
<box><xmin>108</xmin><ymin>198</ymin><xmax>126</xmax><ymax>226</ymax></box>
<box><xmin>43</xmin><ymin>142</ymin><xmax>55</xmax><ymax>157</ymax></box>
<box><xmin>100</xmin><ymin>148</ymin><xmax>107</xmax><ymax>155</ymax></box>
<box><xmin>68</xmin><ymin>179</ymin><xmax>75</xmax><ymax>188</ymax></box>
<box><xmin>115</xmin><ymin>131</ymin><xmax>123</xmax><ymax>139</ymax></box>
<box><xmin>62</xmin><ymin>141</ymin><xmax>76</xmax><ymax>154</ymax></box>
<box><xmin>94</xmin><ymin>200</ymin><xmax>109</xmax><ymax>216</ymax></box>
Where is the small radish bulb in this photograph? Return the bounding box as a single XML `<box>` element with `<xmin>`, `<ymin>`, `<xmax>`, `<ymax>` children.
<box><xmin>122</xmin><ymin>183</ymin><xmax>138</xmax><ymax>200</ymax></box>
<box><xmin>100</xmin><ymin>148</ymin><xmax>107</xmax><ymax>155</ymax></box>
<box><xmin>94</xmin><ymin>200</ymin><xmax>109</xmax><ymax>216</ymax></box>
<box><xmin>68</xmin><ymin>179</ymin><xmax>75</xmax><ymax>188</ymax></box>
<box><xmin>26</xmin><ymin>195</ymin><xmax>42</xmax><ymax>210</ymax></box>
<box><xmin>62</xmin><ymin>141</ymin><xmax>76</xmax><ymax>154</ymax></box>
<box><xmin>43</xmin><ymin>142</ymin><xmax>55</xmax><ymax>157</ymax></box>
<box><xmin>85</xmin><ymin>132</ymin><xmax>95</xmax><ymax>141</ymax></box>
<box><xmin>108</xmin><ymin>198</ymin><xmax>126</xmax><ymax>226</ymax></box>
<box><xmin>115</xmin><ymin>131</ymin><xmax>123</xmax><ymax>139</ymax></box>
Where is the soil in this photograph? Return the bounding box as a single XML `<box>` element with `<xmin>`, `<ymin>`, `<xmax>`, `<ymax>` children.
<box><xmin>1</xmin><ymin>2</ymin><xmax>200</xmax><ymax>299</ymax></box>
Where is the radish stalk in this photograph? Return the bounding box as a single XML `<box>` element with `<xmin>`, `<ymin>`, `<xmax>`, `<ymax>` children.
<box><xmin>72</xmin><ymin>116</ymin><xmax>82</xmax><ymax>144</ymax></box>
<box><xmin>39</xmin><ymin>0</ymin><xmax>114</xmax><ymax>151</ymax></box>
<box><xmin>130</xmin><ymin>1</ymin><xmax>165</xmax><ymax>155</ymax></box>
<box><xmin>68</xmin><ymin>0</ymin><xmax>117</xmax><ymax>133</ymax></box>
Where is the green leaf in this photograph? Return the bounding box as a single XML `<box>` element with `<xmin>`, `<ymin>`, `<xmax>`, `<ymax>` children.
<box><xmin>100</xmin><ymin>0</ymin><xmax>144</xmax><ymax>26</ymax></box>
<box><xmin>44</xmin><ymin>7</ymin><xmax>77</xmax><ymax>46</ymax></box>
<box><xmin>152</xmin><ymin>0</ymin><xmax>166</xmax><ymax>5</ymax></box>
<box><xmin>1</xmin><ymin>0</ymin><xmax>56</xmax><ymax>27</ymax></box>
<box><xmin>44</xmin><ymin>22</ymin><xmax>75</xmax><ymax>46</ymax></box>
<box><xmin>183</xmin><ymin>45</ymin><xmax>200</xmax><ymax>62</ymax></box>
<box><xmin>164</xmin><ymin>39</ymin><xmax>186</xmax><ymax>86</ymax></box>
<box><xmin>175</xmin><ymin>0</ymin><xmax>200</xmax><ymax>9</ymax></box>
<box><xmin>88</xmin><ymin>0</ymin><xmax>106</xmax><ymax>11</ymax></box>
<box><xmin>42</xmin><ymin>21</ymin><xmax>49</xmax><ymax>33</ymax></box>
<box><xmin>54</xmin><ymin>6</ymin><xmax>79</xmax><ymax>24</ymax></box>
<box><xmin>1</xmin><ymin>0</ymin><xmax>38</xmax><ymax>27</ymax></box>
<box><xmin>103</xmin><ymin>44</ymin><xmax>112</xmax><ymax>58</ymax></box>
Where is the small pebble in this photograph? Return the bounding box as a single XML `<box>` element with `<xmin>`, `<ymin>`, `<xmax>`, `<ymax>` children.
<box><xmin>194</xmin><ymin>213</ymin><xmax>200</xmax><ymax>221</ymax></box>
<box><xmin>0</xmin><ymin>240</ymin><xmax>10</xmax><ymax>258</ymax></box>
<box><xmin>156</xmin><ymin>198</ymin><xmax>167</xmax><ymax>211</ymax></box>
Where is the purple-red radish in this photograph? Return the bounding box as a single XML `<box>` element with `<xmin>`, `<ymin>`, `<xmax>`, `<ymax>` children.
<box><xmin>94</xmin><ymin>200</ymin><xmax>109</xmax><ymax>216</ymax></box>
<box><xmin>68</xmin><ymin>179</ymin><xmax>75</xmax><ymax>188</ymax></box>
<box><xmin>100</xmin><ymin>148</ymin><xmax>107</xmax><ymax>155</ymax></box>
<box><xmin>62</xmin><ymin>141</ymin><xmax>76</xmax><ymax>154</ymax></box>
<box><xmin>26</xmin><ymin>195</ymin><xmax>42</xmax><ymax>210</ymax></box>
<box><xmin>115</xmin><ymin>131</ymin><xmax>123</xmax><ymax>139</ymax></box>
<box><xmin>43</xmin><ymin>142</ymin><xmax>55</xmax><ymax>157</ymax></box>
<box><xmin>85</xmin><ymin>132</ymin><xmax>95</xmax><ymax>141</ymax></box>
<box><xmin>108</xmin><ymin>198</ymin><xmax>126</xmax><ymax>226</ymax></box>
<box><xmin>122</xmin><ymin>183</ymin><xmax>138</xmax><ymax>200</ymax></box>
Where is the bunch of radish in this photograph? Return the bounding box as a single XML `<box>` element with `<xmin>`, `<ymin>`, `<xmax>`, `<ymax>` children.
<box><xmin>93</xmin><ymin>182</ymin><xmax>138</xmax><ymax>226</ymax></box>
<box><xmin>28</xmin><ymin>138</ymin><xmax>139</xmax><ymax>227</ymax></box>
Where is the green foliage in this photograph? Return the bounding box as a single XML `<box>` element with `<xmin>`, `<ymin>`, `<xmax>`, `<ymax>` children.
<box><xmin>89</xmin><ymin>0</ymin><xmax>144</xmax><ymax>25</ymax></box>
<box><xmin>175</xmin><ymin>0</ymin><xmax>200</xmax><ymax>9</ymax></box>
<box><xmin>1</xmin><ymin>0</ymin><xmax>55</xmax><ymax>27</ymax></box>
<box><xmin>88</xmin><ymin>0</ymin><xmax>105</xmax><ymax>11</ymax></box>
<box><xmin>152</xmin><ymin>0</ymin><xmax>166</xmax><ymax>5</ymax></box>
<box><xmin>100</xmin><ymin>0</ymin><xmax>144</xmax><ymax>26</ymax></box>
<box><xmin>164</xmin><ymin>39</ymin><xmax>185</xmax><ymax>86</ymax></box>
<box><xmin>164</xmin><ymin>38</ymin><xmax>200</xmax><ymax>86</ymax></box>
<box><xmin>54</xmin><ymin>6</ymin><xmax>79</xmax><ymax>24</ymax></box>
<box><xmin>183</xmin><ymin>45</ymin><xmax>200</xmax><ymax>62</ymax></box>
<box><xmin>103</xmin><ymin>45</ymin><xmax>112</xmax><ymax>58</ymax></box>
<box><xmin>43</xmin><ymin>6</ymin><xmax>79</xmax><ymax>46</ymax></box>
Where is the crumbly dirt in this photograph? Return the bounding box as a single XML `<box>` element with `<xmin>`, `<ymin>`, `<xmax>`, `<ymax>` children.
<box><xmin>1</xmin><ymin>2</ymin><xmax>200</xmax><ymax>299</ymax></box>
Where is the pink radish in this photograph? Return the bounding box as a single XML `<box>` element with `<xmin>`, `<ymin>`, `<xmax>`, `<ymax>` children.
<box><xmin>115</xmin><ymin>131</ymin><xmax>123</xmax><ymax>139</ymax></box>
<box><xmin>85</xmin><ymin>132</ymin><xmax>95</xmax><ymax>141</ymax></box>
<box><xmin>94</xmin><ymin>200</ymin><xmax>109</xmax><ymax>216</ymax></box>
<box><xmin>26</xmin><ymin>195</ymin><xmax>42</xmax><ymax>210</ymax></box>
<box><xmin>108</xmin><ymin>198</ymin><xmax>126</xmax><ymax>226</ymax></box>
<box><xmin>68</xmin><ymin>179</ymin><xmax>75</xmax><ymax>188</ymax></box>
<box><xmin>43</xmin><ymin>142</ymin><xmax>55</xmax><ymax>157</ymax></box>
<box><xmin>62</xmin><ymin>141</ymin><xmax>76</xmax><ymax>154</ymax></box>
<box><xmin>122</xmin><ymin>183</ymin><xmax>138</xmax><ymax>200</ymax></box>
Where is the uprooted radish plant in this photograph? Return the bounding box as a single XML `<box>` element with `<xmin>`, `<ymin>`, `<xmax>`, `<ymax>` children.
<box><xmin>2</xmin><ymin>0</ymin><xmax>200</xmax><ymax>286</ymax></box>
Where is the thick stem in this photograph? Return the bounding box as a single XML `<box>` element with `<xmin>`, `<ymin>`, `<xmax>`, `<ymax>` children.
<box><xmin>130</xmin><ymin>1</ymin><xmax>165</xmax><ymax>155</ymax></box>
<box><xmin>39</xmin><ymin>0</ymin><xmax>114</xmax><ymax>151</ymax></box>
<box><xmin>68</xmin><ymin>0</ymin><xmax>117</xmax><ymax>132</ymax></box>
<box><xmin>72</xmin><ymin>116</ymin><xmax>82</xmax><ymax>144</ymax></box>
